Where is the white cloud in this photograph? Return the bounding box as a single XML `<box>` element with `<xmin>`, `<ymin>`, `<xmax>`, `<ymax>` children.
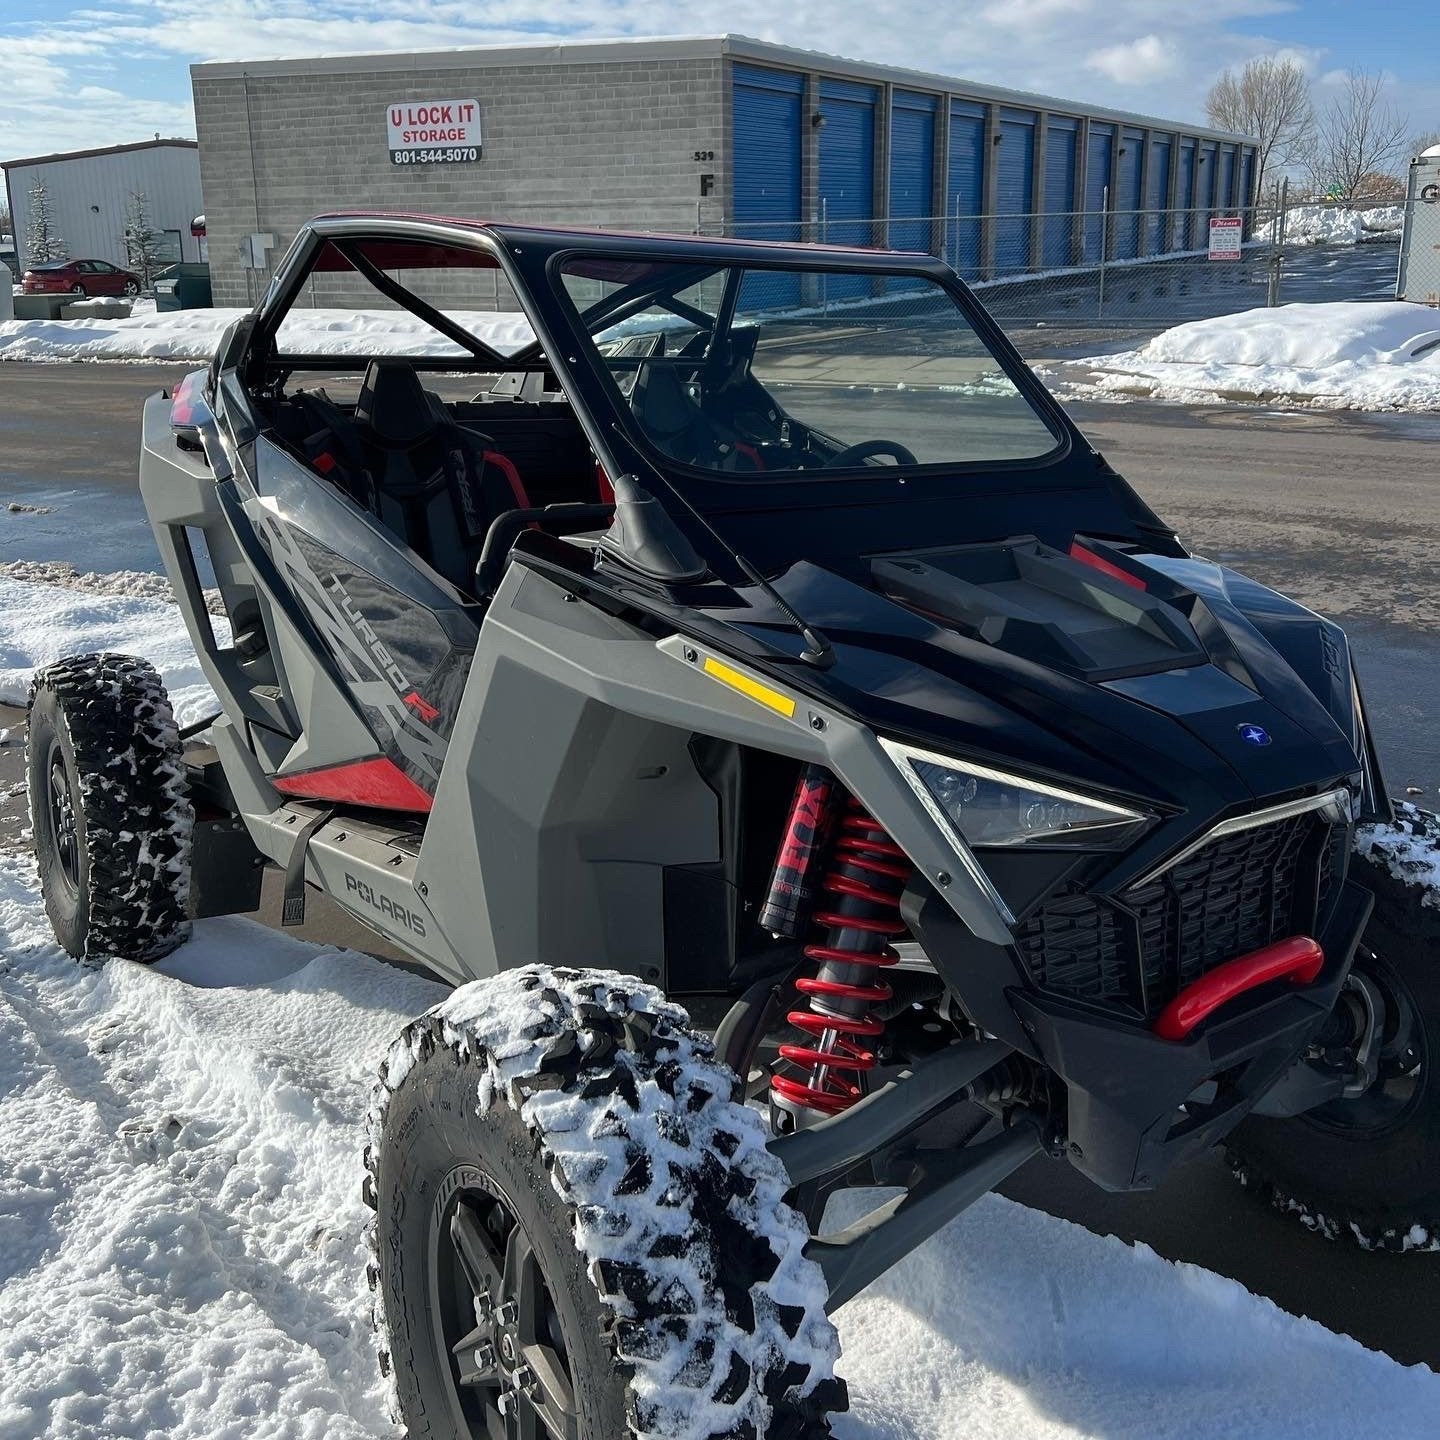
<box><xmin>1086</xmin><ymin>34</ymin><xmax>1178</xmax><ymax>86</ymax></box>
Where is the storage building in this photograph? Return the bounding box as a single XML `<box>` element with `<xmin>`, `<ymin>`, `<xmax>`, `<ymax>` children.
<box><xmin>191</xmin><ymin>35</ymin><xmax>1258</xmax><ymax>309</ymax></box>
<box><xmin>2</xmin><ymin>139</ymin><xmax>204</xmax><ymax>273</ymax></box>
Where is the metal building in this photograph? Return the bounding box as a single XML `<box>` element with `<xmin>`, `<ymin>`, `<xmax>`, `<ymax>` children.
<box><xmin>190</xmin><ymin>35</ymin><xmax>1257</xmax><ymax>309</ymax></box>
<box><xmin>2</xmin><ymin>139</ymin><xmax>204</xmax><ymax>272</ymax></box>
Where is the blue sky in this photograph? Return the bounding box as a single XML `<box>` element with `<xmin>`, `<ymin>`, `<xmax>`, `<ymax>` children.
<box><xmin>3</xmin><ymin>0</ymin><xmax>1436</xmax><ymax>165</ymax></box>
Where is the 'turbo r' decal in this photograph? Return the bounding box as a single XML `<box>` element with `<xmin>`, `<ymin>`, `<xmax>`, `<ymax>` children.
<box><xmin>329</xmin><ymin>575</ymin><xmax>441</xmax><ymax>724</ymax></box>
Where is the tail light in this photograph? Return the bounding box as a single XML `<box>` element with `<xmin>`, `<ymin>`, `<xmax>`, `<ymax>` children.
<box><xmin>169</xmin><ymin>369</ymin><xmax>214</xmax><ymax>454</ymax></box>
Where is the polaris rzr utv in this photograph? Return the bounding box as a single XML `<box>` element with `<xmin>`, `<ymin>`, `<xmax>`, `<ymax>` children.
<box><xmin>28</xmin><ymin>214</ymin><xmax>1440</xmax><ymax>1440</ymax></box>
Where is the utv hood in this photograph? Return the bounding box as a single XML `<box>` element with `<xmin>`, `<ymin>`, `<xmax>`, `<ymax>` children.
<box><xmin>708</xmin><ymin>536</ymin><xmax>1366</xmax><ymax>830</ymax></box>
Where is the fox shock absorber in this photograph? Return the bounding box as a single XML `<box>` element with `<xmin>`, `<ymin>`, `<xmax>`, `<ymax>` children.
<box><xmin>764</xmin><ymin>768</ymin><xmax>911</xmax><ymax>1118</ymax></box>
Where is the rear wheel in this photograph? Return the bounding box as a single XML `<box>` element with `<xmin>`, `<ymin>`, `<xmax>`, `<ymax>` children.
<box><xmin>367</xmin><ymin>966</ymin><xmax>844</xmax><ymax>1439</ymax></box>
<box><xmin>68</xmin><ymin>282</ymin><xmax>85</xmax><ymax>295</ymax></box>
<box><xmin>1226</xmin><ymin>807</ymin><xmax>1440</xmax><ymax>1250</ymax></box>
<box><xmin>27</xmin><ymin>654</ymin><xmax>193</xmax><ymax>963</ymax></box>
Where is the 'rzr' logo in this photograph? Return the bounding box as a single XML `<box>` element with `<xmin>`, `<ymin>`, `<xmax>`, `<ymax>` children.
<box><xmin>328</xmin><ymin>576</ymin><xmax>441</xmax><ymax>726</ymax></box>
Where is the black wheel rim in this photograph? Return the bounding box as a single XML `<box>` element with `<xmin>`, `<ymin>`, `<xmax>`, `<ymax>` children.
<box><xmin>1306</xmin><ymin>947</ymin><xmax>1428</xmax><ymax>1138</ymax></box>
<box><xmin>429</xmin><ymin>1167</ymin><xmax>580</xmax><ymax>1440</ymax></box>
<box><xmin>45</xmin><ymin>739</ymin><xmax>80</xmax><ymax>895</ymax></box>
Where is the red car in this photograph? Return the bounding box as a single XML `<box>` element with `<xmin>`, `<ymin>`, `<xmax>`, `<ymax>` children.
<box><xmin>22</xmin><ymin>259</ymin><xmax>142</xmax><ymax>297</ymax></box>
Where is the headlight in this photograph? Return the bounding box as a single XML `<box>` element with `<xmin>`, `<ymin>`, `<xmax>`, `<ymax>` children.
<box><xmin>880</xmin><ymin>739</ymin><xmax>1152</xmax><ymax>851</ymax></box>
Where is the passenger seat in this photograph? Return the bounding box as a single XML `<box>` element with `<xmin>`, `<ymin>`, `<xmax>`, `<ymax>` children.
<box><xmin>352</xmin><ymin>359</ymin><xmax>529</xmax><ymax>592</ymax></box>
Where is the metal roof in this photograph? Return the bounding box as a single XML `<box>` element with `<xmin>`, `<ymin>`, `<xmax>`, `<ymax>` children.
<box><xmin>2</xmin><ymin>137</ymin><xmax>198</xmax><ymax>172</ymax></box>
<box><xmin>192</xmin><ymin>34</ymin><xmax>1255</xmax><ymax>146</ymax></box>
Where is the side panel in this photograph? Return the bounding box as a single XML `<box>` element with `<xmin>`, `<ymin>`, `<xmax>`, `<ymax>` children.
<box><xmin>417</xmin><ymin>566</ymin><xmax>1014</xmax><ymax>983</ymax></box>
<box><xmin>1114</xmin><ymin>128</ymin><xmax>1145</xmax><ymax>260</ymax></box>
<box><xmin>947</xmin><ymin>101</ymin><xmax>986</xmax><ymax>279</ymax></box>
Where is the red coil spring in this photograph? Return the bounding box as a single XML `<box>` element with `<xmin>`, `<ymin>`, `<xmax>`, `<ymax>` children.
<box><xmin>771</xmin><ymin>799</ymin><xmax>909</xmax><ymax>1116</ymax></box>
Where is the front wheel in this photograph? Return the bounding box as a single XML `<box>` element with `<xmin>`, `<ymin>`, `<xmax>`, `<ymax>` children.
<box><xmin>366</xmin><ymin>966</ymin><xmax>844</xmax><ymax>1439</ymax></box>
<box><xmin>1226</xmin><ymin>806</ymin><xmax>1440</xmax><ymax>1250</ymax></box>
<box><xmin>27</xmin><ymin>653</ymin><xmax>193</xmax><ymax>962</ymax></box>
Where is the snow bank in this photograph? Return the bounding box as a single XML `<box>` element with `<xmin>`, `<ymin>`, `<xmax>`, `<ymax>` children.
<box><xmin>1256</xmin><ymin>205</ymin><xmax>1404</xmax><ymax>247</ymax></box>
<box><xmin>0</xmin><ymin>576</ymin><xmax>222</xmax><ymax>727</ymax></box>
<box><xmin>0</xmin><ymin>306</ymin><xmax>535</xmax><ymax>363</ymax></box>
<box><xmin>0</xmin><ymin>855</ymin><xmax>1435</xmax><ymax>1439</ymax></box>
<box><xmin>1065</xmin><ymin>302</ymin><xmax>1440</xmax><ymax>411</ymax></box>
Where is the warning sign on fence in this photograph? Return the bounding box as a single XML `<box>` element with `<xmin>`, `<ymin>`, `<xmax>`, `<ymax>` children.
<box><xmin>1208</xmin><ymin>216</ymin><xmax>1243</xmax><ymax>261</ymax></box>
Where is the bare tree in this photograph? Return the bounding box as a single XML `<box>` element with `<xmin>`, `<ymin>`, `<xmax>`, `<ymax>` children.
<box><xmin>1301</xmin><ymin>69</ymin><xmax>1410</xmax><ymax>204</ymax></box>
<box><xmin>1205</xmin><ymin>56</ymin><xmax>1313</xmax><ymax>190</ymax></box>
<box><xmin>1412</xmin><ymin>129</ymin><xmax>1440</xmax><ymax>157</ymax></box>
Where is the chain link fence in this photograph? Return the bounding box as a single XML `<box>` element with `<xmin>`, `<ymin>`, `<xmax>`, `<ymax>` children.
<box><xmin>713</xmin><ymin>194</ymin><xmax>1404</xmax><ymax>356</ymax></box>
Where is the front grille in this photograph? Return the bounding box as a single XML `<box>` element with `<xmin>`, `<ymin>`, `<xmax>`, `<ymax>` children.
<box><xmin>1014</xmin><ymin>810</ymin><xmax>1349</xmax><ymax>1019</ymax></box>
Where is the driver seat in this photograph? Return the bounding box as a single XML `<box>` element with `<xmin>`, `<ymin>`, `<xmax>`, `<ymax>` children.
<box><xmin>354</xmin><ymin>359</ymin><xmax>528</xmax><ymax>591</ymax></box>
<box><xmin>631</xmin><ymin>361</ymin><xmax>762</xmax><ymax>472</ymax></box>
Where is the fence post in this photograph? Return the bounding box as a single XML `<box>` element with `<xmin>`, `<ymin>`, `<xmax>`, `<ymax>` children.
<box><xmin>1097</xmin><ymin>185</ymin><xmax>1109</xmax><ymax>318</ymax></box>
<box><xmin>1267</xmin><ymin>176</ymin><xmax>1288</xmax><ymax>307</ymax></box>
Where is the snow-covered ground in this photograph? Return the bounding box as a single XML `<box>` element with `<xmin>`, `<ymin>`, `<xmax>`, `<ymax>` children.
<box><xmin>3</xmin><ymin>855</ymin><xmax>1438</xmax><ymax>1440</ymax></box>
<box><xmin>1060</xmin><ymin>301</ymin><xmax>1440</xmax><ymax>410</ymax></box>
<box><xmin>1256</xmin><ymin>204</ymin><xmax>1405</xmax><ymax>247</ymax></box>
<box><xmin>0</xmin><ymin>575</ymin><xmax>222</xmax><ymax>727</ymax></box>
<box><xmin>0</xmin><ymin>305</ymin><xmax>535</xmax><ymax>363</ymax></box>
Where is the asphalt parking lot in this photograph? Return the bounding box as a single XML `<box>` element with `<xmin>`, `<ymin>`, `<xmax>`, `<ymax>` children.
<box><xmin>1</xmin><ymin>360</ymin><xmax>1438</xmax><ymax>1370</ymax></box>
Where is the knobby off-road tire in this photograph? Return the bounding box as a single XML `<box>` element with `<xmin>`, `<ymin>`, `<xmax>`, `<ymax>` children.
<box><xmin>1226</xmin><ymin>805</ymin><xmax>1440</xmax><ymax>1251</ymax></box>
<box><xmin>26</xmin><ymin>653</ymin><xmax>193</xmax><ymax>963</ymax></box>
<box><xmin>365</xmin><ymin>965</ymin><xmax>844</xmax><ymax>1440</ymax></box>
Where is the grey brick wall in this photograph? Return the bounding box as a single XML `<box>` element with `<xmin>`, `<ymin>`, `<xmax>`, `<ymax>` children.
<box><xmin>193</xmin><ymin>58</ymin><xmax>726</xmax><ymax>309</ymax></box>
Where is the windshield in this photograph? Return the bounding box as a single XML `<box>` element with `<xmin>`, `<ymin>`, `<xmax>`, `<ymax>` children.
<box><xmin>558</xmin><ymin>257</ymin><xmax>1060</xmax><ymax>477</ymax></box>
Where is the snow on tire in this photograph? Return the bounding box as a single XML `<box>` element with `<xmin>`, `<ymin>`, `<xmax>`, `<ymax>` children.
<box><xmin>26</xmin><ymin>652</ymin><xmax>193</xmax><ymax>963</ymax></box>
<box><xmin>365</xmin><ymin>964</ymin><xmax>845</xmax><ymax>1440</ymax></box>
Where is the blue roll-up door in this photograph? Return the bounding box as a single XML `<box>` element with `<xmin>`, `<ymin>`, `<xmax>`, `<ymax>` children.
<box><xmin>1200</xmin><ymin>141</ymin><xmax>1219</xmax><ymax>221</ymax></box>
<box><xmin>890</xmin><ymin>91</ymin><xmax>937</xmax><ymax>260</ymax></box>
<box><xmin>1176</xmin><ymin>139</ymin><xmax>1197</xmax><ymax>248</ymax></box>
<box><xmin>1146</xmin><ymin>135</ymin><xmax>1172</xmax><ymax>253</ymax></box>
<box><xmin>1084</xmin><ymin>123</ymin><xmax>1114</xmax><ymax>262</ymax></box>
<box><xmin>994</xmin><ymin>109</ymin><xmax>1036</xmax><ymax>274</ymax></box>
<box><xmin>1042</xmin><ymin>118</ymin><xmax>1077</xmax><ymax>268</ymax></box>
<box><xmin>1218</xmin><ymin>145</ymin><xmax>1237</xmax><ymax>211</ymax></box>
<box><xmin>947</xmin><ymin>101</ymin><xmax>986</xmax><ymax>279</ymax></box>
<box><xmin>732</xmin><ymin>64</ymin><xmax>804</xmax><ymax>307</ymax></box>
<box><xmin>1114</xmin><ymin>128</ymin><xmax>1144</xmax><ymax>260</ymax></box>
<box><xmin>1241</xmin><ymin>148</ymin><xmax>1257</xmax><ymax>208</ymax></box>
<box><xmin>820</xmin><ymin>79</ymin><xmax>877</xmax><ymax>299</ymax></box>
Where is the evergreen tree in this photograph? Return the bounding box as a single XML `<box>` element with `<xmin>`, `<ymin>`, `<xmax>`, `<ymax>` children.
<box><xmin>122</xmin><ymin>191</ymin><xmax>166</xmax><ymax>288</ymax></box>
<box><xmin>25</xmin><ymin>177</ymin><xmax>67</xmax><ymax>264</ymax></box>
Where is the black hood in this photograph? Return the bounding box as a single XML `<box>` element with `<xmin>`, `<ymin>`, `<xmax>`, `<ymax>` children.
<box><xmin>699</xmin><ymin>537</ymin><xmax>1365</xmax><ymax>876</ymax></box>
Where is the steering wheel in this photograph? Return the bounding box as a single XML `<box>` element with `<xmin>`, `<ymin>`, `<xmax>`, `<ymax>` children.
<box><xmin>824</xmin><ymin>439</ymin><xmax>919</xmax><ymax>469</ymax></box>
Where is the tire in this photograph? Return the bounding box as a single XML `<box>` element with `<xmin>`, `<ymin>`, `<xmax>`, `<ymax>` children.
<box><xmin>26</xmin><ymin>653</ymin><xmax>193</xmax><ymax>963</ymax></box>
<box><xmin>1226</xmin><ymin>804</ymin><xmax>1440</xmax><ymax>1251</ymax></box>
<box><xmin>123</xmin><ymin>280</ymin><xmax>139</xmax><ymax>296</ymax></box>
<box><xmin>366</xmin><ymin>965</ymin><xmax>844</xmax><ymax>1440</ymax></box>
<box><xmin>69</xmin><ymin>283</ymin><xmax>85</xmax><ymax>295</ymax></box>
